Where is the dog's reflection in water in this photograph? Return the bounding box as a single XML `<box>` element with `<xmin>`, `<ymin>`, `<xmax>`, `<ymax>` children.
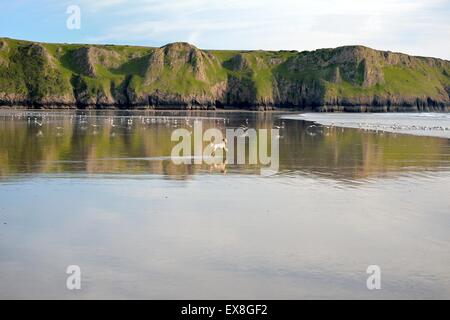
<box><xmin>208</xmin><ymin>138</ymin><xmax>228</xmax><ymax>174</ymax></box>
<box><xmin>209</xmin><ymin>159</ymin><xmax>228</xmax><ymax>174</ymax></box>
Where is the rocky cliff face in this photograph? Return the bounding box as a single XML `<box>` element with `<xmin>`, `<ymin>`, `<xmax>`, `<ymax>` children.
<box><xmin>0</xmin><ymin>38</ymin><xmax>449</xmax><ymax>111</ymax></box>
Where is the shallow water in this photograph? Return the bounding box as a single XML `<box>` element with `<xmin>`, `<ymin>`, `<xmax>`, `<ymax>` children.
<box><xmin>0</xmin><ymin>110</ymin><xmax>449</xmax><ymax>299</ymax></box>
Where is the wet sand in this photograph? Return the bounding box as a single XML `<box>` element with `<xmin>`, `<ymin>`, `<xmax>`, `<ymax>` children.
<box><xmin>284</xmin><ymin>113</ymin><xmax>450</xmax><ymax>139</ymax></box>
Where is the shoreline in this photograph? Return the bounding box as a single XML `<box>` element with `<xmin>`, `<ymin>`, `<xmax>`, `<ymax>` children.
<box><xmin>0</xmin><ymin>104</ymin><xmax>448</xmax><ymax>113</ymax></box>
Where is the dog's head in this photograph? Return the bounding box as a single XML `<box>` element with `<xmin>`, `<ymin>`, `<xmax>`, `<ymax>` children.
<box><xmin>223</xmin><ymin>138</ymin><xmax>228</xmax><ymax>144</ymax></box>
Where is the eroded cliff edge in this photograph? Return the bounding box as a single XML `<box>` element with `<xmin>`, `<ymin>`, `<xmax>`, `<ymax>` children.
<box><xmin>0</xmin><ymin>38</ymin><xmax>449</xmax><ymax>111</ymax></box>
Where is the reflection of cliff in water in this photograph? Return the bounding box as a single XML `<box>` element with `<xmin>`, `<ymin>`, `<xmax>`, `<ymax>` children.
<box><xmin>279</xmin><ymin>121</ymin><xmax>450</xmax><ymax>180</ymax></box>
<box><xmin>0</xmin><ymin>110</ymin><xmax>449</xmax><ymax>181</ymax></box>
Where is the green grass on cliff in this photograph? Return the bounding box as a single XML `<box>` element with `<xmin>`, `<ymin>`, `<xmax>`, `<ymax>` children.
<box><xmin>324</xmin><ymin>65</ymin><xmax>449</xmax><ymax>100</ymax></box>
<box><xmin>0</xmin><ymin>39</ymin><xmax>73</xmax><ymax>99</ymax></box>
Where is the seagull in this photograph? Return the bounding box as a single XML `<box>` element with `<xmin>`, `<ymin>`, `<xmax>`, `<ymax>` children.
<box><xmin>239</xmin><ymin>124</ymin><xmax>248</xmax><ymax>131</ymax></box>
<box><xmin>56</xmin><ymin>127</ymin><xmax>64</xmax><ymax>137</ymax></box>
<box><xmin>34</xmin><ymin>118</ymin><xmax>43</xmax><ymax>127</ymax></box>
<box><xmin>239</xmin><ymin>124</ymin><xmax>249</xmax><ymax>137</ymax></box>
<box><xmin>274</xmin><ymin>121</ymin><xmax>286</xmax><ymax>130</ymax></box>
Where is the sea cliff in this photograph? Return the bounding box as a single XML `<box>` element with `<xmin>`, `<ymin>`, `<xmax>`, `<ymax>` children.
<box><xmin>0</xmin><ymin>38</ymin><xmax>449</xmax><ymax>111</ymax></box>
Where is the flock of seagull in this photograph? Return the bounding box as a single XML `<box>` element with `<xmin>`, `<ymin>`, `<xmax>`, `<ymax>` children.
<box><xmin>6</xmin><ymin>112</ymin><xmax>288</xmax><ymax>138</ymax></box>
<box><xmin>2</xmin><ymin>112</ymin><xmax>260</xmax><ymax>138</ymax></box>
<box><xmin>6</xmin><ymin>111</ymin><xmax>449</xmax><ymax>139</ymax></box>
<box><xmin>21</xmin><ymin>114</ymin><xmax>230</xmax><ymax>133</ymax></box>
<box><xmin>316</xmin><ymin>121</ymin><xmax>450</xmax><ymax>134</ymax></box>
<box><xmin>355</xmin><ymin>122</ymin><xmax>450</xmax><ymax>132</ymax></box>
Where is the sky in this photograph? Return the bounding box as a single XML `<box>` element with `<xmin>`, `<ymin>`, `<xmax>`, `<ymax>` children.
<box><xmin>1</xmin><ymin>0</ymin><xmax>449</xmax><ymax>59</ymax></box>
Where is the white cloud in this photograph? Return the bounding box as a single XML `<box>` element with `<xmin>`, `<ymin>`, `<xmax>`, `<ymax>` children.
<box><xmin>79</xmin><ymin>0</ymin><xmax>449</xmax><ymax>59</ymax></box>
<box><xmin>79</xmin><ymin>0</ymin><xmax>127</xmax><ymax>12</ymax></box>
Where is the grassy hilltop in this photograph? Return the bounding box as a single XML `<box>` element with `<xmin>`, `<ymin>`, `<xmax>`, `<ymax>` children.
<box><xmin>0</xmin><ymin>37</ymin><xmax>449</xmax><ymax>111</ymax></box>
